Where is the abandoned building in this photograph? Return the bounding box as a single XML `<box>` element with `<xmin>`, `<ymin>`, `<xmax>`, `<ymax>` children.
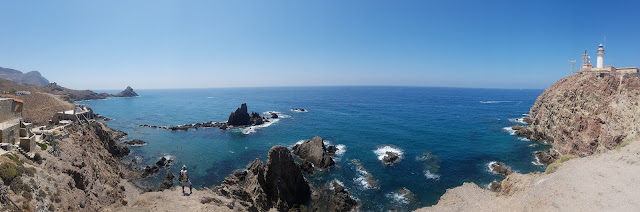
<box><xmin>0</xmin><ymin>98</ymin><xmax>36</xmax><ymax>153</ymax></box>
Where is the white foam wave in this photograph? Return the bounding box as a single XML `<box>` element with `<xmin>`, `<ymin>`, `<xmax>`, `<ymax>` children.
<box><xmin>242</xmin><ymin>119</ymin><xmax>280</xmax><ymax>134</ymax></box>
<box><xmin>508</xmin><ymin>117</ymin><xmax>528</xmax><ymax>124</ymax></box>
<box><xmin>532</xmin><ymin>154</ymin><xmax>544</xmax><ymax>166</ymax></box>
<box><xmin>374</xmin><ymin>145</ymin><xmax>404</xmax><ymax>161</ymax></box>
<box><xmin>329</xmin><ymin>179</ymin><xmax>344</xmax><ymax>190</ymax></box>
<box><xmin>503</xmin><ymin>127</ymin><xmax>516</xmax><ymax>135</ymax></box>
<box><xmin>487</xmin><ymin>161</ymin><xmax>498</xmax><ymax>174</ymax></box>
<box><xmin>206</xmin><ymin>97</ymin><xmax>214</xmax><ymax>99</ymax></box>
<box><xmin>480</xmin><ymin>101</ymin><xmax>514</xmax><ymax>104</ymax></box>
<box><xmin>518</xmin><ymin>137</ymin><xmax>531</xmax><ymax>141</ymax></box>
<box><xmin>355</xmin><ymin>173</ymin><xmax>373</xmax><ymax>189</ymax></box>
<box><xmin>294</xmin><ymin>140</ymin><xmax>305</xmax><ymax>146</ymax></box>
<box><xmin>386</xmin><ymin>189</ymin><xmax>411</xmax><ymax>205</ymax></box>
<box><xmin>528</xmin><ymin>143</ymin><xmax>537</xmax><ymax>147</ymax></box>
<box><xmin>263</xmin><ymin>111</ymin><xmax>290</xmax><ymax>118</ymax></box>
<box><xmin>424</xmin><ymin>170</ymin><xmax>440</xmax><ymax>180</ymax></box>
<box><xmin>334</xmin><ymin>144</ymin><xmax>346</xmax><ymax>156</ymax></box>
<box><xmin>291</xmin><ymin>109</ymin><xmax>308</xmax><ymax>112</ymax></box>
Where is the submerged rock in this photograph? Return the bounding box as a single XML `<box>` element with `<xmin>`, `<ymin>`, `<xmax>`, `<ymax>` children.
<box><xmin>122</xmin><ymin>139</ymin><xmax>146</xmax><ymax>146</ymax></box>
<box><xmin>292</xmin><ymin>136</ymin><xmax>335</xmax><ymax>169</ymax></box>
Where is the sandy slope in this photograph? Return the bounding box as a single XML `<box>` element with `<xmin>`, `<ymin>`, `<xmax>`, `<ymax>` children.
<box><xmin>102</xmin><ymin>187</ymin><xmax>236</xmax><ymax>212</ymax></box>
<box><xmin>417</xmin><ymin>140</ymin><xmax>640</xmax><ymax>212</ymax></box>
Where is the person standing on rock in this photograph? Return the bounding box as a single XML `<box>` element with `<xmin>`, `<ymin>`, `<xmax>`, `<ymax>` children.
<box><xmin>180</xmin><ymin>165</ymin><xmax>192</xmax><ymax>194</ymax></box>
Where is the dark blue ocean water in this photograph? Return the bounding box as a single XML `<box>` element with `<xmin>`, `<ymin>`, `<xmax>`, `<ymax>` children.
<box><xmin>82</xmin><ymin>86</ymin><xmax>548</xmax><ymax>211</ymax></box>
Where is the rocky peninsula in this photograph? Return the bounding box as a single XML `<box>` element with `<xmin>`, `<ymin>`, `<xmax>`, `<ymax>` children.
<box><xmin>420</xmin><ymin>72</ymin><xmax>640</xmax><ymax>211</ymax></box>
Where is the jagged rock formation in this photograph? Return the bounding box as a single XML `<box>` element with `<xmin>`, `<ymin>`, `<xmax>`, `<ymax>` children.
<box><xmin>516</xmin><ymin>72</ymin><xmax>640</xmax><ymax>164</ymax></box>
<box><xmin>292</xmin><ymin>136</ymin><xmax>335</xmax><ymax>170</ymax></box>
<box><xmin>227</xmin><ymin>103</ymin><xmax>264</xmax><ymax>126</ymax></box>
<box><xmin>329</xmin><ymin>181</ymin><xmax>359</xmax><ymax>212</ymax></box>
<box><xmin>0</xmin><ymin>67</ymin><xmax>49</xmax><ymax>85</ymax></box>
<box><xmin>214</xmin><ymin>146</ymin><xmax>311</xmax><ymax>211</ymax></box>
<box><xmin>113</xmin><ymin>86</ymin><xmax>139</xmax><ymax>97</ymax></box>
<box><xmin>158</xmin><ymin>171</ymin><xmax>175</xmax><ymax>191</ymax></box>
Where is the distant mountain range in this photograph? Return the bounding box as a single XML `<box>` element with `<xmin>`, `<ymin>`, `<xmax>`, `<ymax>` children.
<box><xmin>0</xmin><ymin>66</ymin><xmax>50</xmax><ymax>86</ymax></box>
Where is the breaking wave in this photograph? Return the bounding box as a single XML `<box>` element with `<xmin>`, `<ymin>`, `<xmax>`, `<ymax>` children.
<box><xmin>503</xmin><ymin>127</ymin><xmax>516</xmax><ymax>135</ymax></box>
<box><xmin>374</xmin><ymin>145</ymin><xmax>404</xmax><ymax>161</ymax></box>
<box><xmin>480</xmin><ymin>101</ymin><xmax>514</xmax><ymax>104</ymax></box>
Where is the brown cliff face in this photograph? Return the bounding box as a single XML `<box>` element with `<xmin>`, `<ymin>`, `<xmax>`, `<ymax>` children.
<box><xmin>519</xmin><ymin>72</ymin><xmax>640</xmax><ymax>163</ymax></box>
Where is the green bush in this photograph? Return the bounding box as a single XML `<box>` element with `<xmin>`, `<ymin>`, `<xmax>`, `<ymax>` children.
<box><xmin>9</xmin><ymin>177</ymin><xmax>30</xmax><ymax>195</ymax></box>
<box><xmin>0</xmin><ymin>163</ymin><xmax>18</xmax><ymax>185</ymax></box>
<box><xmin>5</xmin><ymin>154</ymin><xmax>23</xmax><ymax>166</ymax></box>
<box><xmin>545</xmin><ymin>154</ymin><xmax>578</xmax><ymax>174</ymax></box>
<box><xmin>37</xmin><ymin>143</ymin><xmax>47</xmax><ymax>151</ymax></box>
<box><xmin>616</xmin><ymin>138</ymin><xmax>633</xmax><ymax>150</ymax></box>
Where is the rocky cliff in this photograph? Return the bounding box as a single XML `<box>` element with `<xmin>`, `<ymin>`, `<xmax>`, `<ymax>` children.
<box><xmin>517</xmin><ymin>72</ymin><xmax>640</xmax><ymax>164</ymax></box>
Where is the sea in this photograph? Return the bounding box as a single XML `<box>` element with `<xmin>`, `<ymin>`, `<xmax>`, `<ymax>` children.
<box><xmin>81</xmin><ymin>86</ymin><xmax>549</xmax><ymax>211</ymax></box>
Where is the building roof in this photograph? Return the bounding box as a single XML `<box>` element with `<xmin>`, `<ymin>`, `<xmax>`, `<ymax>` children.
<box><xmin>12</xmin><ymin>99</ymin><xmax>24</xmax><ymax>103</ymax></box>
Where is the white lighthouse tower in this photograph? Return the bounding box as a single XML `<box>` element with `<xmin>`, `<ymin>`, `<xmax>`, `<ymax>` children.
<box><xmin>596</xmin><ymin>44</ymin><xmax>605</xmax><ymax>68</ymax></box>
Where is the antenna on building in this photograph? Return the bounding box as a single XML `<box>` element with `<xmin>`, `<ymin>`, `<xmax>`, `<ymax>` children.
<box><xmin>569</xmin><ymin>60</ymin><xmax>576</xmax><ymax>74</ymax></box>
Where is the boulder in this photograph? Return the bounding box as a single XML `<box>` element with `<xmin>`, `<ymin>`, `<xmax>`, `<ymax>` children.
<box><xmin>489</xmin><ymin>162</ymin><xmax>513</xmax><ymax>176</ymax></box>
<box><xmin>270</xmin><ymin>113</ymin><xmax>278</xmax><ymax>119</ymax></box>
<box><xmin>158</xmin><ymin>171</ymin><xmax>175</xmax><ymax>191</ymax></box>
<box><xmin>489</xmin><ymin>182</ymin><xmax>502</xmax><ymax>192</ymax></box>
<box><xmin>382</xmin><ymin>151</ymin><xmax>400</xmax><ymax>165</ymax></box>
<box><xmin>292</xmin><ymin>136</ymin><xmax>335</xmax><ymax>169</ymax></box>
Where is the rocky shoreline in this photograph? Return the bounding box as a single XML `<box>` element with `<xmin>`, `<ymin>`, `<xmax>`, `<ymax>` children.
<box><xmin>420</xmin><ymin>72</ymin><xmax>640</xmax><ymax>211</ymax></box>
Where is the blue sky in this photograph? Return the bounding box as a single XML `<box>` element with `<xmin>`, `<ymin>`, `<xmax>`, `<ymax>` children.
<box><xmin>1</xmin><ymin>0</ymin><xmax>639</xmax><ymax>90</ymax></box>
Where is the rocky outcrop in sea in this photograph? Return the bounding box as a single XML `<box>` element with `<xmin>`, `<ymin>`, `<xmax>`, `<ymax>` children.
<box><xmin>292</xmin><ymin>136</ymin><xmax>335</xmax><ymax>170</ymax></box>
<box><xmin>514</xmin><ymin>72</ymin><xmax>640</xmax><ymax>164</ymax></box>
<box><xmin>112</xmin><ymin>86</ymin><xmax>139</xmax><ymax>97</ymax></box>
<box><xmin>228</xmin><ymin>103</ymin><xmax>266</xmax><ymax>126</ymax></box>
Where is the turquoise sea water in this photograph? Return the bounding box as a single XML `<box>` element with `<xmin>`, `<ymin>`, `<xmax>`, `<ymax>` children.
<box><xmin>83</xmin><ymin>86</ymin><xmax>549</xmax><ymax>211</ymax></box>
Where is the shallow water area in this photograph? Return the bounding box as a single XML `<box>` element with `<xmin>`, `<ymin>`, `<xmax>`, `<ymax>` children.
<box><xmin>84</xmin><ymin>86</ymin><xmax>549</xmax><ymax>211</ymax></box>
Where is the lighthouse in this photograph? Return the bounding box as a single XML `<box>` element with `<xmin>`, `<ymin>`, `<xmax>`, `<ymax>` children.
<box><xmin>596</xmin><ymin>44</ymin><xmax>605</xmax><ymax>68</ymax></box>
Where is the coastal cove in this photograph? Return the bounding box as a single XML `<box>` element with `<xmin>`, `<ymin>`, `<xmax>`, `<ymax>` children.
<box><xmin>82</xmin><ymin>86</ymin><xmax>549</xmax><ymax>211</ymax></box>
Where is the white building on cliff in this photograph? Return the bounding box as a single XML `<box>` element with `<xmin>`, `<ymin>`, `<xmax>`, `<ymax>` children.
<box><xmin>579</xmin><ymin>44</ymin><xmax>638</xmax><ymax>74</ymax></box>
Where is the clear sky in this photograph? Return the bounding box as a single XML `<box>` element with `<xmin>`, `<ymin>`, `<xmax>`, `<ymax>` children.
<box><xmin>1</xmin><ymin>0</ymin><xmax>639</xmax><ymax>90</ymax></box>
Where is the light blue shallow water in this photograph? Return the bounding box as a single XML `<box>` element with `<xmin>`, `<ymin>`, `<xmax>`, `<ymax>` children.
<box><xmin>83</xmin><ymin>86</ymin><xmax>549</xmax><ymax>211</ymax></box>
